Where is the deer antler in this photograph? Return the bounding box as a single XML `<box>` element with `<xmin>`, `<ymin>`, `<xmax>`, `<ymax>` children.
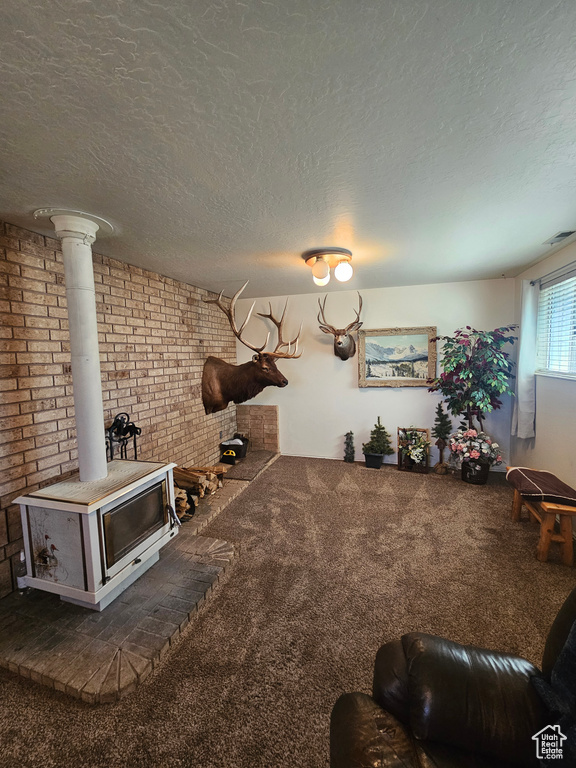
<box><xmin>317</xmin><ymin>292</ymin><xmax>363</xmax><ymax>334</ymax></box>
<box><xmin>344</xmin><ymin>292</ymin><xmax>363</xmax><ymax>333</ymax></box>
<box><xmin>257</xmin><ymin>302</ymin><xmax>303</xmax><ymax>359</ymax></box>
<box><xmin>317</xmin><ymin>296</ymin><xmax>337</xmax><ymax>334</ymax></box>
<box><xmin>203</xmin><ymin>281</ymin><xmax>270</xmax><ymax>353</ymax></box>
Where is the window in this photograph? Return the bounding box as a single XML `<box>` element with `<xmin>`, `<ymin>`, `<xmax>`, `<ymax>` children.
<box><xmin>536</xmin><ymin>270</ymin><xmax>576</xmax><ymax>377</ymax></box>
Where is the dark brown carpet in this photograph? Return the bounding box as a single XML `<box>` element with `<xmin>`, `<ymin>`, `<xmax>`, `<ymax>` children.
<box><xmin>1</xmin><ymin>457</ymin><xmax>574</xmax><ymax>768</ymax></box>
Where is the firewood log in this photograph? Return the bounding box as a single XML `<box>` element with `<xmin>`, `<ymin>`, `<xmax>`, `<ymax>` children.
<box><xmin>174</xmin><ymin>467</ymin><xmax>209</xmax><ymax>497</ymax></box>
<box><xmin>173</xmin><ymin>486</ymin><xmax>190</xmax><ymax>518</ymax></box>
<box><xmin>184</xmin><ymin>465</ymin><xmax>229</xmax><ymax>482</ymax></box>
<box><xmin>204</xmin><ymin>471</ymin><xmax>219</xmax><ymax>494</ymax></box>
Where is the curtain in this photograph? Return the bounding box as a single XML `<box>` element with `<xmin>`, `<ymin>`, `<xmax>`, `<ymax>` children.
<box><xmin>512</xmin><ymin>280</ymin><xmax>538</xmax><ymax>439</ymax></box>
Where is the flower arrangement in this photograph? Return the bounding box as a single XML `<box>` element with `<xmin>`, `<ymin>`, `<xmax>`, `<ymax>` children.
<box><xmin>449</xmin><ymin>428</ymin><xmax>502</xmax><ymax>466</ymax></box>
<box><xmin>398</xmin><ymin>428</ymin><xmax>431</xmax><ymax>465</ymax></box>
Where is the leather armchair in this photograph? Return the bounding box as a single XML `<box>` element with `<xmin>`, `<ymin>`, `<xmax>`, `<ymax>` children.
<box><xmin>330</xmin><ymin>586</ymin><xmax>576</xmax><ymax>767</ymax></box>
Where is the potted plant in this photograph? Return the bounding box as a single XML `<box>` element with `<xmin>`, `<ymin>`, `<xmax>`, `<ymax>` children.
<box><xmin>431</xmin><ymin>402</ymin><xmax>452</xmax><ymax>474</ymax></box>
<box><xmin>449</xmin><ymin>428</ymin><xmax>503</xmax><ymax>485</ymax></box>
<box><xmin>428</xmin><ymin>326</ymin><xmax>517</xmax><ymax>431</ymax></box>
<box><xmin>397</xmin><ymin>427</ymin><xmax>431</xmax><ymax>473</ymax></box>
<box><xmin>362</xmin><ymin>418</ymin><xmax>394</xmax><ymax>469</ymax></box>
<box><xmin>344</xmin><ymin>431</ymin><xmax>355</xmax><ymax>463</ymax></box>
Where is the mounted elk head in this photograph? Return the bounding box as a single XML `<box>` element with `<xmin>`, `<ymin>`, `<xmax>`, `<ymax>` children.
<box><xmin>202</xmin><ymin>282</ymin><xmax>302</xmax><ymax>414</ymax></box>
<box><xmin>317</xmin><ymin>292</ymin><xmax>363</xmax><ymax>360</ymax></box>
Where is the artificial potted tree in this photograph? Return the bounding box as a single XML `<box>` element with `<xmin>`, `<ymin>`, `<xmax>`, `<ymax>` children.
<box><xmin>344</xmin><ymin>431</ymin><xmax>355</xmax><ymax>463</ymax></box>
<box><xmin>428</xmin><ymin>325</ymin><xmax>516</xmax><ymax>483</ymax></box>
<box><xmin>431</xmin><ymin>402</ymin><xmax>452</xmax><ymax>474</ymax></box>
<box><xmin>362</xmin><ymin>418</ymin><xmax>394</xmax><ymax>469</ymax></box>
<box><xmin>428</xmin><ymin>325</ymin><xmax>517</xmax><ymax>430</ymax></box>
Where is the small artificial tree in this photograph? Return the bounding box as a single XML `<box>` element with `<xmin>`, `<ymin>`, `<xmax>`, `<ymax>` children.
<box><xmin>431</xmin><ymin>402</ymin><xmax>452</xmax><ymax>473</ymax></box>
<box><xmin>344</xmin><ymin>431</ymin><xmax>355</xmax><ymax>463</ymax></box>
<box><xmin>362</xmin><ymin>417</ymin><xmax>394</xmax><ymax>457</ymax></box>
<box><xmin>428</xmin><ymin>326</ymin><xmax>517</xmax><ymax>431</ymax></box>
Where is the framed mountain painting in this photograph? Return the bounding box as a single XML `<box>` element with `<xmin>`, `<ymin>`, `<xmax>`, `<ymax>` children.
<box><xmin>358</xmin><ymin>327</ymin><xmax>437</xmax><ymax>387</ymax></box>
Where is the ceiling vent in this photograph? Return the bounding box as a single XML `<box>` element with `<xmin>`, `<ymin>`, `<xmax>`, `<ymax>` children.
<box><xmin>543</xmin><ymin>231</ymin><xmax>576</xmax><ymax>245</ymax></box>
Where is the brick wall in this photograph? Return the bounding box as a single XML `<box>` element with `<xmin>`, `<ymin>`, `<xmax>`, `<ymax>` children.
<box><xmin>0</xmin><ymin>220</ymin><xmax>237</xmax><ymax>597</ymax></box>
<box><xmin>236</xmin><ymin>405</ymin><xmax>279</xmax><ymax>452</ymax></box>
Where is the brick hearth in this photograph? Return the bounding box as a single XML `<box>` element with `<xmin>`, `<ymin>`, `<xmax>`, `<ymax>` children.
<box><xmin>0</xmin><ymin>475</ymin><xmax>254</xmax><ymax>703</ymax></box>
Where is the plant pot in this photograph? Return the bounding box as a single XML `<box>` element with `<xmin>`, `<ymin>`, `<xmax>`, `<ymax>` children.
<box><xmin>461</xmin><ymin>460</ymin><xmax>490</xmax><ymax>485</ymax></box>
<box><xmin>402</xmin><ymin>455</ymin><xmax>416</xmax><ymax>470</ymax></box>
<box><xmin>364</xmin><ymin>453</ymin><xmax>384</xmax><ymax>469</ymax></box>
<box><xmin>398</xmin><ymin>453</ymin><xmax>429</xmax><ymax>474</ymax></box>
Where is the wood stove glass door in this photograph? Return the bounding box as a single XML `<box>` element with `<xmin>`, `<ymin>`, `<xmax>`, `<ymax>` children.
<box><xmin>101</xmin><ymin>479</ymin><xmax>167</xmax><ymax>576</ymax></box>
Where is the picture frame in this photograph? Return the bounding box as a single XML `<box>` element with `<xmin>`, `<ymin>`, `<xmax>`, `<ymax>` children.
<box><xmin>358</xmin><ymin>327</ymin><xmax>437</xmax><ymax>387</ymax></box>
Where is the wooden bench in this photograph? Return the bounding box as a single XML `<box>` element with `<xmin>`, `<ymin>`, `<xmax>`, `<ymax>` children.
<box><xmin>507</xmin><ymin>467</ymin><xmax>576</xmax><ymax>566</ymax></box>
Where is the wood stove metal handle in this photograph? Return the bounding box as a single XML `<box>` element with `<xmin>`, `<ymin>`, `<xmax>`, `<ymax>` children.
<box><xmin>167</xmin><ymin>504</ymin><xmax>181</xmax><ymax>529</ymax></box>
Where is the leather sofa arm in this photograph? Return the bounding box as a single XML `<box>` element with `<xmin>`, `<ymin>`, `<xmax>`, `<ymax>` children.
<box><xmin>372</xmin><ymin>639</ymin><xmax>410</xmax><ymax>725</ymax></box>
<box><xmin>330</xmin><ymin>693</ymin><xmax>419</xmax><ymax>768</ymax></box>
<box><xmin>400</xmin><ymin>633</ymin><xmax>547</xmax><ymax>767</ymax></box>
<box><xmin>541</xmin><ymin>586</ymin><xmax>576</xmax><ymax>677</ymax></box>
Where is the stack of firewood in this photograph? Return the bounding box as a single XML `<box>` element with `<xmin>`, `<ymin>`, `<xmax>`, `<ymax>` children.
<box><xmin>173</xmin><ymin>465</ymin><xmax>229</xmax><ymax>517</ymax></box>
<box><xmin>174</xmin><ymin>487</ymin><xmax>191</xmax><ymax>518</ymax></box>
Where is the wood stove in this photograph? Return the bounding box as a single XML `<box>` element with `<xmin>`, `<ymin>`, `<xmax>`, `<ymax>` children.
<box><xmin>15</xmin><ymin>460</ymin><xmax>178</xmax><ymax>611</ymax></box>
<box><xmin>15</xmin><ymin>214</ymin><xmax>182</xmax><ymax>611</ymax></box>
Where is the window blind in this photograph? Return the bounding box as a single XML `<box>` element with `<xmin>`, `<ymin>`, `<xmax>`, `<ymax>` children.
<box><xmin>536</xmin><ymin>273</ymin><xmax>576</xmax><ymax>376</ymax></box>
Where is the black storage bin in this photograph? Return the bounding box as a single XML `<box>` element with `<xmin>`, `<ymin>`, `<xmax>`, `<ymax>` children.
<box><xmin>220</xmin><ymin>449</ymin><xmax>238</xmax><ymax>465</ymax></box>
<box><xmin>233</xmin><ymin>434</ymin><xmax>249</xmax><ymax>458</ymax></box>
<box><xmin>220</xmin><ymin>435</ymin><xmax>248</xmax><ymax>464</ymax></box>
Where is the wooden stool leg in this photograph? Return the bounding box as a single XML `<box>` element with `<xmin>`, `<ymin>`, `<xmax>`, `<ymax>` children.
<box><xmin>511</xmin><ymin>489</ymin><xmax>523</xmax><ymax>521</ymax></box>
<box><xmin>559</xmin><ymin>515</ymin><xmax>574</xmax><ymax>566</ymax></box>
<box><xmin>537</xmin><ymin>513</ymin><xmax>556</xmax><ymax>562</ymax></box>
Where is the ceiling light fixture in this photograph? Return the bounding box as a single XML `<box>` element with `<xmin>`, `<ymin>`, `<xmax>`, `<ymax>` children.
<box><xmin>302</xmin><ymin>247</ymin><xmax>353</xmax><ymax>287</ymax></box>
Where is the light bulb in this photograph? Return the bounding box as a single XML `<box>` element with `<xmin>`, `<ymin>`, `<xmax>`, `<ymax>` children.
<box><xmin>313</xmin><ymin>272</ymin><xmax>330</xmax><ymax>286</ymax></box>
<box><xmin>334</xmin><ymin>260</ymin><xmax>353</xmax><ymax>282</ymax></box>
<box><xmin>311</xmin><ymin>258</ymin><xmax>330</xmax><ymax>281</ymax></box>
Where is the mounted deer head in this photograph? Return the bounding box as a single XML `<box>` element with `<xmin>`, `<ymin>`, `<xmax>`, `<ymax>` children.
<box><xmin>202</xmin><ymin>281</ymin><xmax>302</xmax><ymax>414</ymax></box>
<box><xmin>317</xmin><ymin>292</ymin><xmax>363</xmax><ymax>360</ymax></box>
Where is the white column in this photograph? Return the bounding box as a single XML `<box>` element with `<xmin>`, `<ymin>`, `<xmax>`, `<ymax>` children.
<box><xmin>51</xmin><ymin>214</ymin><xmax>108</xmax><ymax>482</ymax></box>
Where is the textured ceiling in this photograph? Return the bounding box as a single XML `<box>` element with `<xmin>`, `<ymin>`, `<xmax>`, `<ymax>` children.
<box><xmin>1</xmin><ymin>1</ymin><xmax>576</xmax><ymax>298</ymax></box>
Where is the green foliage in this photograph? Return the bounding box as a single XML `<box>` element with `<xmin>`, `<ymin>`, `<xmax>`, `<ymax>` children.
<box><xmin>431</xmin><ymin>402</ymin><xmax>452</xmax><ymax>441</ymax></box>
<box><xmin>362</xmin><ymin>417</ymin><xmax>394</xmax><ymax>456</ymax></box>
<box><xmin>344</xmin><ymin>431</ymin><xmax>355</xmax><ymax>463</ymax></box>
<box><xmin>428</xmin><ymin>325</ymin><xmax>517</xmax><ymax>429</ymax></box>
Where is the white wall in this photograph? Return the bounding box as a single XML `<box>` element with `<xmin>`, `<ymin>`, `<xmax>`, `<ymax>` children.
<box><xmin>237</xmin><ymin>278</ymin><xmax>516</xmax><ymax>465</ymax></box>
<box><xmin>511</xmin><ymin>241</ymin><xmax>576</xmax><ymax>484</ymax></box>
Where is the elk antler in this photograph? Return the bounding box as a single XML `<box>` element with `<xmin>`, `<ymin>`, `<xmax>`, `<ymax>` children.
<box><xmin>257</xmin><ymin>302</ymin><xmax>303</xmax><ymax>359</ymax></box>
<box><xmin>203</xmin><ymin>281</ymin><xmax>270</xmax><ymax>353</ymax></box>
